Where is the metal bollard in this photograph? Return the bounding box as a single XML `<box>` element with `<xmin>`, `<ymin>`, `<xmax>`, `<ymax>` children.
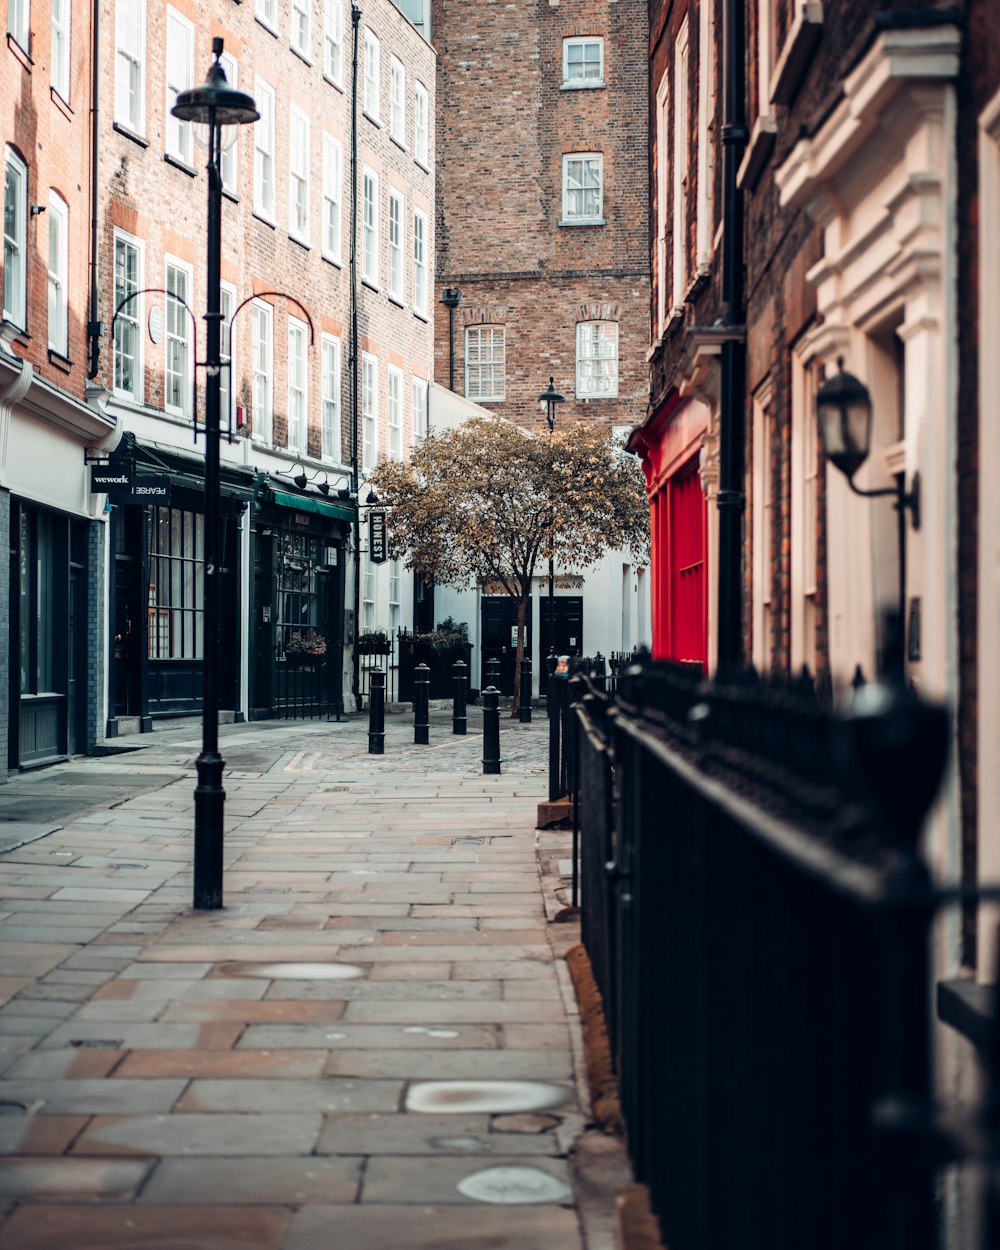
<box><xmin>486</xmin><ymin>656</ymin><xmax>500</xmax><ymax>691</ymax></box>
<box><xmin>519</xmin><ymin>655</ymin><xmax>532</xmax><ymax>723</ymax></box>
<box><xmin>482</xmin><ymin>685</ymin><xmax>501</xmax><ymax>775</ymax></box>
<box><xmin>548</xmin><ymin>670</ymin><xmax>562</xmax><ymax>800</ymax></box>
<box><xmin>452</xmin><ymin>659</ymin><xmax>468</xmax><ymax>735</ymax></box>
<box><xmin>414</xmin><ymin>662</ymin><xmax>430</xmax><ymax>745</ymax></box>
<box><xmin>368</xmin><ymin>667</ymin><xmax>385</xmax><ymax>755</ymax></box>
<box><xmin>545</xmin><ymin>647</ymin><xmax>557</xmax><ymax>717</ymax></box>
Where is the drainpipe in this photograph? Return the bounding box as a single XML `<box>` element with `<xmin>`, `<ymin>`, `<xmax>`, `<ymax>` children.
<box><xmin>716</xmin><ymin>0</ymin><xmax>748</xmax><ymax>672</ymax></box>
<box><xmin>350</xmin><ymin>2</ymin><xmax>363</xmax><ymax>710</ymax></box>
<box><xmin>86</xmin><ymin>0</ymin><xmax>102</xmax><ymax>379</ymax></box>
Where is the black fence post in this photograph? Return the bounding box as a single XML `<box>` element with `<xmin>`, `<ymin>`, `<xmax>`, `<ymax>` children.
<box><xmin>483</xmin><ymin>685</ymin><xmax>501</xmax><ymax>775</ymax></box>
<box><xmin>368</xmin><ymin>667</ymin><xmax>385</xmax><ymax>755</ymax></box>
<box><xmin>452</xmin><ymin>659</ymin><xmax>468</xmax><ymax>735</ymax></box>
<box><xmin>546</xmin><ymin>647</ymin><xmax>557</xmax><ymax>717</ymax></box>
<box><xmin>519</xmin><ymin>655</ymin><xmax>532</xmax><ymax>723</ymax></box>
<box><xmin>548</xmin><ymin>669</ymin><xmax>564</xmax><ymax>801</ymax></box>
<box><xmin>414</xmin><ymin>662</ymin><xmax>430</xmax><ymax>745</ymax></box>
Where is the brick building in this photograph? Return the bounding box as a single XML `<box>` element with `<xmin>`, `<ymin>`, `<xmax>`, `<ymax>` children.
<box><xmin>2</xmin><ymin>0</ymin><xmax>116</xmax><ymax>773</ymax></box>
<box><xmin>93</xmin><ymin>0</ymin><xmax>435</xmax><ymax>726</ymax></box>
<box><xmin>431</xmin><ymin>0</ymin><xmax>651</xmax><ymax>683</ymax></box>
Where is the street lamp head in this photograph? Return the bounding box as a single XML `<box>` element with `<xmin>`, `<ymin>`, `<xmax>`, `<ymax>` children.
<box><xmin>171</xmin><ymin>38</ymin><xmax>259</xmax><ymax>152</ymax></box>
<box><xmin>538</xmin><ymin>376</ymin><xmax>565</xmax><ymax>433</ymax></box>
<box><xmin>317</xmin><ymin>476</ymin><xmax>331</xmax><ymax>495</ymax></box>
<box><xmin>441</xmin><ymin>288</ymin><xmax>462</xmax><ymax>309</ymax></box>
<box><xmin>816</xmin><ymin>357</ymin><xmax>872</xmax><ymax>481</ymax></box>
<box><xmin>293</xmin><ymin>466</ymin><xmax>308</xmax><ymax>489</ymax></box>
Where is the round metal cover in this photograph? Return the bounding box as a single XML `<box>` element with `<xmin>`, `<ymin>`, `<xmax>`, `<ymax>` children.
<box><xmin>456</xmin><ymin>1165</ymin><xmax>573</xmax><ymax>1205</ymax></box>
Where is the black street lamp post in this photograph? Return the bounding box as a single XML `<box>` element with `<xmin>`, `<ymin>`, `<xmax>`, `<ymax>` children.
<box><xmin>539</xmin><ymin>377</ymin><xmax>564</xmax><ymax>662</ymax></box>
<box><xmin>442</xmin><ymin>288</ymin><xmax>461</xmax><ymax>391</ymax></box>
<box><xmin>172</xmin><ymin>41</ymin><xmax>258</xmax><ymax>910</ymax></box>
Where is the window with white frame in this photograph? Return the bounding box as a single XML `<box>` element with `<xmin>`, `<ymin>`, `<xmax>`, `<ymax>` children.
<box><xmin>322</xmin><ymin>133</ymin><xmax>342</xmax><ymax>261</ymax></box>
<box><xmin>363</xmin><ymin>28</ymin><xmax>380</xmax><ymax>122</ymax></box>
<box><xmin>562</xmin><ymin>154</ymin><xmax>603</xmax><ymax>224</ymax></box>
<box><xmin>562</xmin><ymin>37</ymin><xmax>604</xmax><ymax>86</ymax></box>
<box><xmin>413</xmin><ymin>209</ymin><xmax>427</xmax><ymax>314</ymax></box>
<box><xmin>362</xmin><ymin>555</ymin><xmax>376</xmax><ymax>631</ymax></box>
<box><xmin>576</xmin><ymin>321</ymin><xmax>618</xmax><ymax>399</ymax></box>
<box><xmin>291</xmin><ymin>0</ymin><xmax>310</xmax><ymax>57</ymax></box>
<box><xmin>362</xmin><ymin>352</ymin><xmax>377</xmax><ymax>471</ymax></box>
<box><xmin>165</xmin><ymin>8</ymin><xmax>194</xmax><ymax>166</ymax></box>
<box><xmin>388</xmin><ymin>190</ymin><xmax>404</xmax><ymax>302</ymax></box>
<box><xmin>388</xmin><ymin>366</ymin><xmax>403</xmax><ymax>460</ymax></box>
<box><xmin>112</xmin><ymin>229</ymin><xmax>142</xmax><ymax>400</ymax></box>
<box><xmin>655</xmin><ymin>73</ymin><xmax>669</xmax><ymax>330</ymax></box>
<box><xmin>672</xmin><ymin>18</ymin><xmax>690</xmax><ymax>305</ymax></box>
<box><xmin>414</xmin><ymin>82</ymin><xmax>429</xmax><ymax>167</ymax></box>
<box><xmin>165</xmin><ymin>259</ymin><xmax>192</xmax><ymax>417</ymax></box>
<box><xmin>696</xmin><ymin>0</ymin><xmax>716</xmax><ymax>269</ymax></box>
<box><xmin>254</xmin><ymin>77</ymin><xmax>276</xmax><ymax>220</ymax></box>
<box><xmin>465</xmin><ymin>326</ymin><xmax>505</xmax><ymax>402</ymax></box>
<box><xmin>389</xmin><ymin>559</ymin><xmax>401</xmax><ymax>635</ymax></box>
<box><xmin>219</xmin><ymin>282</ymin><xmax>235</xmax><ymax>428</ymax></box>
<box><xmin>412</xmin><ymin>377</ymin><xmax>428</xmax><ymax>444</ymax></box>
<box><xmin>324</xmin><ymin>0</ymin><xmax>343</xmax><ymax>83</ymax></box>
<box><xmin>7</xmin><ymin>0</ymin><xmax>28</xmax><ymax>49</ymax></box>
<box><xmin>321</xmin><ymin>334</ymin><xmax>341</xmax><ymax>460</ymax></box>
<box><xmin>218</xmin><ymin>51</ymin><xmax>238</xmax><ymax>194</ymax></box>
<box><xmin>252</xmin><ymin>299</ymin><xmax>273</xmax><ymax>443</ymax></box>
<box><xmin>757</xmin><ymin>0</ymin><xmax>777</xmax><ymax>116</ymax></box>
<box><xmin>256</xmin><ymin>0</ymin><xmax>276</xmax><ymax>32</ymax></box>
<box><xmin>115</xmin><ymin>0</ymin><xmax>145</xmax><ymax>133</ymax></box>
<box><xmin>362</xmin><ymin>167</ymin><xmax>379</xmax><ymax>285</ymax></box>
<box><xmin>790</xmin><ymin>352</ymin><xmax>818</xmax><ymax>673</ymax></box>
<box><xmin>287</xmin><ymin>316</ymin><xmax>308</xmax><ymax>452</ymax></box>
<box><xmin>51</xmin><ymin>0</ymin><xmax>71</xmax><ymax>99</ymax></box>
<box><xmin>390</xmin><ymin>57</ymin><xmax>406</xmax><ymax>145</ymax></box>
<box><xmin>47</xmin><ymin>192</ymin><xmax>69</xmax><ymax>356</ymax></box>
<box><xmin>3</xmin><ymin>147</ymin><xmax>27</xmax><ymax>329</ymax></box>
<box><xmin>289</xmin><ymin>107</ymin><xmax>310</xmax><ymax>242</ymax></box>
<box><xmin>751</xmin><ymin>388</ymin><xmax>774</xmax><ymax>673</ymax></box>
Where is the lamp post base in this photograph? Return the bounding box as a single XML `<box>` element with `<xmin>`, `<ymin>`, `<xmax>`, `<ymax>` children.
<box><xmin>193</xmin><ymin>750</ymin><xmax>226</xmax><ymax>909</ymax></box>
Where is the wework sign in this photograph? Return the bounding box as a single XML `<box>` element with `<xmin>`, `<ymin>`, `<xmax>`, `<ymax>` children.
<box><xmin>368</xmin><ymin>510</ymin><xmax>387</xmax><ymax>564</ymax></box>
<box><xmin>91</xmin><ymin>466</ymin><xmax>170</xmax><ymax>505</ymax></box>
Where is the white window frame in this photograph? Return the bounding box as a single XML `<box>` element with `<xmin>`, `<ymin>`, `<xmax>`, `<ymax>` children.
<box><xmin>322</xmin><ymin>133</ymin><xmax>342</xmax><ymax>263</ymax></box>
<box><xmin>413</xmin><ymin>208</ymin><xmax>427</xmax><ymax>316</ymax></box>
<box><xmin>414</xmin><ymin>81</ymin><xmax>429</xmax><ymax>168</ymax></box>
<box><xmin>412</xmin><ymin>377</ymin><xmax>428</xmax><ymax>444</ymax></box>
<box><xmin>655</xmin><ymin>73</ymin><xmax>670</xmax><ymax>331</ymax></box>
<box><xmin>388</xmin><ymin>189</ymin><xmax>404</xmax><ymax>303</ymax></box>
<box><xmin>362</xmin><ymin>166</ymin><xmax>379</xmax><ymax>286</ymax></box>
<box><xmin>7</xmin><ymin>0</ymin><xmax>29</xmax><ymax>50</ymax></box>
<box><xmin>321</xmin><ymin>333</ymin><xmax>342</xmax><ymax>461</ymax></box>
<box><xmin>751</xmin><ymin>384</ymin><xmax>774</xmax><ymax>674</ymax></box>
<box><xmin>561</xmin><ymin>153</ymin><xmax>604</xmax><ymax>225</ymax></box>
<box><xmin>164</xmin><ymin>256</ymin><xmax>193</xmax><ymax>418</ymax></box>
<box><xmin>389</xmin><ymin>558</ymin><xmax>401</xmax><ymax>635</ymax></box>
<box><xmin>562</xmin><ymin>36</ymin><xmax>604</xmax><ymax>88</ymax></box>
<box><xmin>218</xmin><ymin>51</ymin><xmax>239</xmax><ymax>195</ymax></box>
<box><xmin>464</xmin><ymin>325</ymin><xmax>505</xmax><ymax>403</ymax></box>
<box><xmin>362</xmin><ymin>555</ymin><xmax>376</xmax><ymax>631</ymax></box>
<box><xmin>219</xmin><ymin>280</ymin><xmax>236</xmax><ymax>430</ymax></box>
<box><xmin>790</xmin><ymin>350</ymin><xmax>818</xmax><ymax>674</ymax></box>
<box><xmin>252</xmin><ymin>299</ymin><xmax>274</xmax><ymax>444</ymax></box>
<box><xmin>287</xmin><ymin>315</ymin><xmax>308</xmax><ymax>453</ymax></box>
<box><xmin>363</xmin><ymin>28</ymin><xmax>381</xmax><ymax>123</ymax></box>
<box><xmin>3</xmin><ymin>147</ymin><xmax>27</xmax><ymax>330</ymax></box>
<box><xmin>361</xmin><ymin>351</ymin><xmax>378</xmax><ymax>472</ymax></box>
<box><xmin>672</xmin><ymin>17</ymin><xmax>690</xmax><ymax>306</ymax></box>
<box><xmin>696</xmin><ymin>0</ymin><xmax>716</xmax><ymax>270</ymax></box>
<box><xmin>390</xmin><ymin>56</ymin><xmax>406</xmax><ymax>146</ymax></box>
<box><xmin>575</xmin><ymin>320</ymin><xmax>619</xmax><ymax>400</ymax></box>
<box><xmin>114</xmin><ymin>0</ymin><xmax>145</xmax><ymax>134</ymax></box>
<box><xmin>388</xmin><ymin>365</ymin><xmax>403</xmax><ymax>460</ymax></box>
<box><xmin>324</xmin><ymin>0</ymin><xmax>344</xmax><ymax>85</ymax></box>
<box><xmin>290</xmin><ymin>0</ymin><xmax>310</xmax><ymax>59</ymax></box>
<box><xmin>289</xmin><ymin>106</ymin><xmax>311</xmax><ymax>243</ymax></box>
<box><xmin>254</xmin><ymin>77</ymin><xmax>276</xmax><ymax>222</ymax></box>
<box><xmin>47</xmin><ymin>191</ymin><xmax>69</xmax><ymax>356</ymax></box>
<box><xmin>51</xmin><ymin>0</ymin><xmax>71</xmax><ymax>100</ymax></box>
<box><xmin>255</xmin><ymin>0</ymin><xmax>277</xmax><ymax>35</ymax></box>
<box><xmin>165</xmin><ymin>8</ymin><xmax>195</xmax><ymax>166</ymax></box>
<box><xmin>112</xmin><ymin>227</ymin><xmax>143</xmax><ymax>402</ymax></box>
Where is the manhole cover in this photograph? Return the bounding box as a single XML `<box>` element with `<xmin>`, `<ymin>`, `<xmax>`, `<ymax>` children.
<box><xmin>406</xmin><ymin>1081</ymin><xmax>570</xmax><ymax>1115</ymax></box>
<box><xmin>111</xmin><ymin>863</ymin><xmax>147</xmax><ymax>870</ymax></box>
<box><xmin>453</xmin><ymin>837</ymin><xmax>484</xmax><ymax>846</ymax></box>
<box><xmin>216</xmin><ymin>961</ymin><xmax>364</xmax><ymax>980</ymax></box>
<box><xmin>456</xmin><ymin>1165</ymin><xmax>572</xmax><ymax>1205</ymax></box>
<box><xmin>246</xmin><ymin>888</ymin><xmax>290</xmax><ymax>895</ymax></box>
<box><xmin>0</xmin><ymin>1102</ymin><xmax>29</xmax><ymax>1116</ymax></box>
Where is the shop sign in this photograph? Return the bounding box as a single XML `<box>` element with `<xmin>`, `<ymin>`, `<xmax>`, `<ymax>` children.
<box><xmin>90</xmin><ymin>466</ymin><xmax>170</xmax><ymax>505</ymax></box>
<box><xmin>369</xmin><ymin>510</ymin><xmax>388</xmax><ymax>564</ymax></box>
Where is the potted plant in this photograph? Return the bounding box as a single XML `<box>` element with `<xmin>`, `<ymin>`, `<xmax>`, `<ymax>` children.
<box><xmin>285</xmin><ymin>631</ymin><xmax>327</xmax><ymax>664</ymax></box>
<box><xmin>356</xmin><ymin>629</ymin><xmax>392</xmax><ymax>656</ymax></box>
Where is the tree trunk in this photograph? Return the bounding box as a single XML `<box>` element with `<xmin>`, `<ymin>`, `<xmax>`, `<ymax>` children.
<box><xmin>511</xmin><ymin>593</ymin><xmax>528</xmax><ymax>718</ymax></box>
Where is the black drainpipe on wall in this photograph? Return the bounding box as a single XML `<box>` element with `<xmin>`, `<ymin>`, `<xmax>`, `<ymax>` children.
<box><xmin>350</xmin><ymin>2</ymin><xmax>363</xmax><ymax>710</ymax></box>
<box><xmin>86</xmin><ymin>0</ymin><xmax>102</xmax><ymax>379</ymax></box>
<box><xmin>716</xmin><ymin>0</ymin><xmax>748</xmax><ymax>672</ymax></box>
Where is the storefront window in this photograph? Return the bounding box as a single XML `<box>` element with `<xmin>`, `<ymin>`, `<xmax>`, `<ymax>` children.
<box><xmin>147</xmin><ymin>506</ymin><xmax>204</xmax><ymax>659</ymax></box>
<box><xmin>19</xmin><ymin>508</ymin><xmax>56</xmax><ymax>693</ymax></box>
<box><xmin>277</xmin><ymin>530</ymin><xmax>322</xmax><ymax>654</ymax></box>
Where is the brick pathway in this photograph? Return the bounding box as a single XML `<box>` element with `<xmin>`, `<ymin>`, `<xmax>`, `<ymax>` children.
<box><xmin>0</xmin><ymin>710</ymin><xmax>627</xmax><ymax>1249</ymax></box>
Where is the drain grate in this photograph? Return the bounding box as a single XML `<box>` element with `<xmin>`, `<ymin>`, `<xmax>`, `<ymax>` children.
<box><xmin>246</xmin><ymin>887</ymin><xmax>290</xmax><ymax>894</ymax></box>
<box><xmin>70</xmin><ymin>1038</ymin><xmax>123</xmax><ymax>1049</ymax></box>
<box><xmin>0</xmin><ymin>1102</ymin><xmax>29</xmax><ymax>1116</ymax></box>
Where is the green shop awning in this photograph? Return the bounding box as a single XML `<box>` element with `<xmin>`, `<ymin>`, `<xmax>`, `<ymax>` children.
<box><xmin>271</xmin><ymin>490</ymin><xmax>356</xmax><ymax>523</ymax></box>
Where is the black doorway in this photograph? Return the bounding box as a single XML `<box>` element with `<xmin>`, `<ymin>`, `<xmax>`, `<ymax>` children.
<box><xmin>480</xmin><ymin>596</ymin><xmax>531</xmax><ymax>696</ymax></box>
<box><xmin>540</xmin><ymin>595</ymin><xmax>584</xmax><ymax>660</ymax></box>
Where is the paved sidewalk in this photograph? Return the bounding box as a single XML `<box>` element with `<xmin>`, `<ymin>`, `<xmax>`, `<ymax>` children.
<box><xmin>0</xmin><ymin>710</ymin><xmax>628</xmax><ymax>1249</ymax></box>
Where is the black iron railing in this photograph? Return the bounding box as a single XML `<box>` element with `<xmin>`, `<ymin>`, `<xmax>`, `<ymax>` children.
<box><xmin>275</xmin><ymin>656</ymin><xmax>336</xmax><ymax>720</ymax></box>
<box><xmin>569</xmin><ymin>655</ymin><xmax>951</xmax><ymax>1250</ymax></box>
<box><xmin>358</xmin><ymin>636</ymin><xmax>397</xmax><ymax>705</ymax></box>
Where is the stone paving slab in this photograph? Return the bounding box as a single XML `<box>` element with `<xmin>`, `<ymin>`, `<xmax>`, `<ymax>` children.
<box><xmin>0</xmin><ymin>1204</ymin><xmax>290</xmax><ymax>1249</ymax></box>
<box><xmin>0</xmin><ymin>1157</ymin><xmax>151</xmax><ymax>1200</ymax></box>
<box><xmin>360</xmin><ymin>1152</ymin><xmax>574</xmax><ymax>1204</ymax></box>
<box><xmin>138</xmin><ymin>1155</ymin><xmax>363</xmax><ymax>1204</ymax></box>
<box><xmin>73</xmin><ymin>1112</ymin><xmax>324</xmax><ymax>1157</ymax></box>
<box><xmin>281</xmin><ymin>1204</ymin><xmax>583</xmax><ymax>1250</ymax></box>
<box><xmin>315</xmin><ymin>1110</ymin><xmax>564</xmax><ymax>1157</ymax></box>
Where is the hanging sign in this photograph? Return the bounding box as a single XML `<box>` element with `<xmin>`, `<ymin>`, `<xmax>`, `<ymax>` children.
<box><xmin>369</xmin><ymin>510</ymin><xmax>388</xmax><ymax>564</ymax></box>
<box><xmin>90</xmin><ymin>466</ymin><xmax>170</xmax><ymax>505</ymax></box>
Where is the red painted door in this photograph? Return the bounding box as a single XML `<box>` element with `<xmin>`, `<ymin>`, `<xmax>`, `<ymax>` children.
<box><xmin>667</xmin><ymin>461</ymin><xmax>707</xmax><ymax>668</ymax></box>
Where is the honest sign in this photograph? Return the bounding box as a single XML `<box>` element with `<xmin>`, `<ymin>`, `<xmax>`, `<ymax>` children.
<box><xmin>90</xmin><ymin>466</ymin><xmax>171</xmax><ymax>505</ymax></box>
<box><xmin>368</xmin><ymin>510</ymin><xmax>387</xmax><ymax>564</ymax></box>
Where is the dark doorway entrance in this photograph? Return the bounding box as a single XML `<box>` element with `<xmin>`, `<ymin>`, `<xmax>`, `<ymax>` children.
<box><xmin>481</xmin><ymin>596</ymin><xmax>531</xmax><ymax>696</ymax></box>
<box><xmin>540</xmin><ymin>595</ymin><xmax>584</xmax><ymax>660</ymax></box>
